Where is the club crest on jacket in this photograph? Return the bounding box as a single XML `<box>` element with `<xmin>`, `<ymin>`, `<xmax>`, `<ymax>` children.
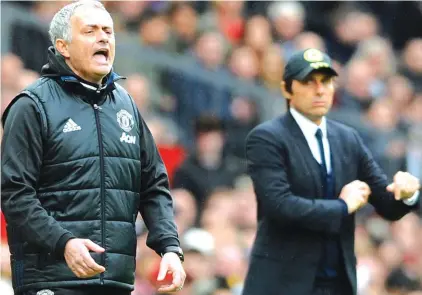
<box><xmin>117</xmin><ymin>109</ymin><xmax>134</xmax><ymax>132</ymax></box>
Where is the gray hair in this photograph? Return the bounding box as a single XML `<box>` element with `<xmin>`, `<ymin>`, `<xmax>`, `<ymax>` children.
<box><xmin>352</xmin><ymin>36</ymin><xmax>397</xmax><ymax>77</ymax></box>
<box><xmin>49</xmin><ymin>0</ymin><xmax>107</xmax><ymax>49</ymax></box>
<box><xmin>267</xmin><ymin>1</ymin><xmax>305</xmax><ymax>22</ymax></box>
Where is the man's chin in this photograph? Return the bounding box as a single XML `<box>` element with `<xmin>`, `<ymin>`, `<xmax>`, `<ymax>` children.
<box><xmin>94</xmin><ymin>64</ymin><xmax>112</xmax><ymax>74</ymax></box>
<box><xmin>93</xmin><ymin>67</ymin><xmax>112</xmax><ymax>80</ymax></box>
<box><xmin>308</xmin><ymin>108</ymin><xmax>328</xmax><ymax>120</ymax></box>
<box><xmin>313</xmin><ymin>105</ymin><xmax>329</xmax><ymax>113</ymax></box>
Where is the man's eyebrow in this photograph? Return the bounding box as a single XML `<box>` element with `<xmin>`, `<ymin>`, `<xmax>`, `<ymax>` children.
<box><xmin>84</xmin><ymin>24</ymin><xmax>112</xmax><ymax>29</ymax></box>
<box><xmin>321</xmin><ymin>75</ymin><xmax>334</xmax><ymax>81</ymax></box>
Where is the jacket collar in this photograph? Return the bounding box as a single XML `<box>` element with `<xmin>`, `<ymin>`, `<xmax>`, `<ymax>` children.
<box><xmin>41</xmin><ymin>46</ymin><xmax>125</xmax><ymax>95</ymax></box>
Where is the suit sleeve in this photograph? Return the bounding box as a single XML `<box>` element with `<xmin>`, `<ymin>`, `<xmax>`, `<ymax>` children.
<box><xmin>353</xmin><ymin>130</ymin><xmax>419</xmax><ymax>220</ymax></box>
<box><xmin>137</xmin><ymin>113</ymin><xmax>180</xmax><ymax>255</ymax></box>
<box><xmin>1</xmin><ymin>97</ymin><xmax>75</xmax><ymax>257</ymax></box>
<box><xmin>246</xmin><ymin>127</ymin><xmax>346</xmax><ymax>234</ymax></box>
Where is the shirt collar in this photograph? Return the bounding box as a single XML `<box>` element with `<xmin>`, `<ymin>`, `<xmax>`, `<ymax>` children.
<box><xmin>289</xmin><ymin>107</ymin><xmax>327</xmax><ymax>139</ymax></box>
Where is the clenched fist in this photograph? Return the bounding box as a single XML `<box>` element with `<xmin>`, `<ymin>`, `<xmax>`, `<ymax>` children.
<box><xmin>339</xmin><ymin>180</ymin><xmax>371</xmax><ymax>214</ymax></box>
<box><xmin>387</xmin><ymin>171</ymin><xmax>420</xmax><ymax>200</ymax></box>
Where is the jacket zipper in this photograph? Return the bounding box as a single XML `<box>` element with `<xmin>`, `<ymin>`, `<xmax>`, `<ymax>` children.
<box><xmin>93</xmin><ymin>103</ymin><xmax>106</xmax><ymax>284</ymax></box>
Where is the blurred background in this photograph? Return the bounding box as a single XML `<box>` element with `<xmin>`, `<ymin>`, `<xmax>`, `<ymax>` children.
<box><xmin>1</xmin><ymin>1</ymin><xmax>422</xmax><ymax>295</ymax></box>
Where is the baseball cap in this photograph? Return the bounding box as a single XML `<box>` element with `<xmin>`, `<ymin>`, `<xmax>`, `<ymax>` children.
<box><xmin>181</xmin><ymin>228</ymin><xmax>215</xmax><ymax>256</ymax></box>
<box><xmin>283</xmin><ymin>48</ymin><xmax>338</xmax><ymax>81</ymax></box>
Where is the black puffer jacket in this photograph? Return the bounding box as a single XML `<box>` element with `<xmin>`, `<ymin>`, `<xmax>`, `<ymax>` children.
<box><xmin>1</xmin><ymin>47</ymin><xmax>179</xmax><ymax>294</ymax></box>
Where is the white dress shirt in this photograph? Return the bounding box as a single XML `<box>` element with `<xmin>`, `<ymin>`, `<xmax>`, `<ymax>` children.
<box><xmin>290</xmin><ymin>107</ymin><xmax>331</xmax><ymax>173</ymax></box>
<box><xmin>289</xmin><ymin>107</ymin><xmax>419</xmax><ymax>206</ymax></box>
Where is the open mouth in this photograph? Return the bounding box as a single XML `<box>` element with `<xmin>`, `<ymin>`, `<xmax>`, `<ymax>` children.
<box><xmin>93</xmin><ymin>48</ymin><xmax>109</xmax><ymax>62</ymax></box>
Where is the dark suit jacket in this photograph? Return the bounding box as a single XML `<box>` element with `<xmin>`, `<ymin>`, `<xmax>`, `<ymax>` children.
<box><xmin>242</xmin><ymin>113</ymin><xmax>419</xmax><ymax>295</ymax></box>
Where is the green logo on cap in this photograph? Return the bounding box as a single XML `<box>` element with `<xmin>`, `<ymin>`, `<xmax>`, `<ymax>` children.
<box><xmin>303</xmin><ymin>49</ymin><xmax>324</xmax><ymax>62</ymax></box>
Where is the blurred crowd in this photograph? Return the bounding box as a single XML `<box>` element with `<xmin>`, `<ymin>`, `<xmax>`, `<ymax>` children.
<box><xmin>1</xmin><ymin>1</ymin><xmax>422</xmax><ymax>295</ymax></box>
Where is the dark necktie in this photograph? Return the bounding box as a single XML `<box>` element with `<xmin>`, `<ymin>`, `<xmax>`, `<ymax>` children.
<box><xmin>315</xmin><ymin>128</ymin><xmax>327</xmax><ymax>173</ymax></box>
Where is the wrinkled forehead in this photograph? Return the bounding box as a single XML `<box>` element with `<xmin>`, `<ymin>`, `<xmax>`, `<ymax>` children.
<box><xmin>71</xmin><ymin>5</ymin><xmax>114</xmax><ymax>29</ymax></box>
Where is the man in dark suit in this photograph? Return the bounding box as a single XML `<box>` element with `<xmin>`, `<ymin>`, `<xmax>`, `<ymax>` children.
<box><xmin>242</xmin><ymin>48</ymin><xmax>420</xmax><ymax>295</ymax></box>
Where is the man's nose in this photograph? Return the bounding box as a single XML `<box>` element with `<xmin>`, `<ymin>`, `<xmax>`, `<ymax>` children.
<box><xmin>98</xmin><ymin>31</ymin><xmax>109</xmax><ymax>43</ymax></box>
<box><xmin>315</xmin><ymin>81</ymin><xmax>324</xmax><ymax>95</ymax></box>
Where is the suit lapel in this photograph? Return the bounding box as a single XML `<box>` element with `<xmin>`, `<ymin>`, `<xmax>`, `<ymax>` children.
<box><xmin>327</xmin><ymin>121</ymin><xmax>343</xmax><ymax>197</ymax></box>
<box><xmin>284</xmin><ymin>113</ymin><xmax>323</xmax><ymax>197</ymax></box>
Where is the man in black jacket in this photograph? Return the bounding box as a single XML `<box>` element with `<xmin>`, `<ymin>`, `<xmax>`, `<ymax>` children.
<box><xmin>241</xmin><ymin>48</ymin><xmax>420</xmax><ymax>295</ymax></box>
<box><xmin>1</xmin><ymin>1</ymin><xmax>185</xmax><ymax>295</ymax></box>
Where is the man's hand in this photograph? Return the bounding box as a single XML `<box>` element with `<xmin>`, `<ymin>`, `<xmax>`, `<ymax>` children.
<box><xmin>64</xmin><ymin>238</ymin><xmax>106</xmax><ymax>278</ymax></box>
<box><xmin>339</xmin><ymin>180</ymin><xmax>371</xmax><ymax>214</ymax></box>
<box><xmin>157</xmin><ymin>252</ymin><xmax>186</xmax><ymax>293</ymax></box>
<box><xmin>387</xmin><ymin>171</ymin><xmax>420</xmax><ymax>200</ymax></box>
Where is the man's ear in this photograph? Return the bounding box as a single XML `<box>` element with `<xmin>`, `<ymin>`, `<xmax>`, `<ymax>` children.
<box><xmin>280</xmin><ymin>81</ymin><xmax>290</xmax><ymax>100</ymax></box>
<box><xmin>55</xmin><ymin>39</ymin><xmax>70</xmax><ymax>58</ymax></box>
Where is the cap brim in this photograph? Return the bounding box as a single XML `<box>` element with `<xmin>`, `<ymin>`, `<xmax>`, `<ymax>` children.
<box><xmin>295</xmin><ymin>66</ymin><xmax>338</xmax><ymax>81</ymax></box>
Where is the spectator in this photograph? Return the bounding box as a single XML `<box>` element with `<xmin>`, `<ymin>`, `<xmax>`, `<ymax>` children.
<box><xmin>294</xmin><ymin>31</ymin><xmax>327</xmax><ymax>52</ymax></box>
<box><xmin>231</xmin><ymin>176</ymin><xmax>257</xmax><ymax>253</ymax></box>
<box><xmin>172</xmin><ymin>189</ymin><xmax>198</xmax><ymax>235</ymax></box>
<box><xmin>336</xmin><ymin>58</ymin><xmax>377</xmax><ymax>112</ymax></box>
<box><xmin>124</xmin><ymin>74</ymin><xmax>153</xmax><ymax>115</ymax></box>
<box><xmin>400</xmin><ymin>38</ymin><xmax>422</xmax><ymax>92</ymax></box>
<box><xmin>166</xmin><ymin>2</ymin><xmax>198</xmax><ymax>54</ymax></box>
<box><xmin>267</xmin><ymin>1</ymin><xmax>306</xmax><ymax>60</ymax></box>
<box><xmin>242</xmin><ymin>15</ymin><xmax>273</xmax><ymax>60</ymax></box>
<box><xmin>180</xmin><ymin>228</ymin><xmax>216</xmax><ymax>295</ymax></box>
<box><xmin>258</xmin><ymin>45</ymin><xmax>284</xmax><ymax>93</ymax></box>
<box><xmin>1</xmin><ymin>53</ymin><xmax>24</xmax><ymax>92</ymax></box>
<box><xmin>167</xmin><ymin>32</ymin><xmax>232</xmax><ymax>145</ymax></box>
<box><xmin>365</xmin><ymin>99</ymin><xmax>407</xmax><ymax>180</ymax></box>
<box><xmin>352</xmin><ymin>36</ymin><xmax>396</xmax><ymax>81</ymax></box>
<box><xmin>173</xmin><ymin>116</ymin><xmax>244</xmax><ymax>222</ymax></box>
<box><xmin>327</xmin><ymin>7</ymin><xmax>379</xmax><ymax>64</ymax></box>
<box><xmin>138</xmin><ymin>8</ymin><xmax>170</xmax><ymax>49</ymax></box>
<box><xmin>113</xmin><ymin>7</ymin><xmax>171</xmax><ymax>112</ymax></box>
<box><xmin>10</xmin><ymin>2</ymin><xmax>68</xmax><ymax>73</ymax></box>
<box><xmin>404</xmin><ymin>95</ymin><xmax>422</xmax><ymax>126</ymax></box>
<box><xmin>388</xmin><ymin>2</ymin><xmax>422</xmax><ymax>50</ymax></box>
<box><xmin>200</xmin><ymin>188</ymin><xmax>237</xmax><ymax>232</ymax></box>
<box><xmin>228</xmin><ymin>46</ymin><xmax>260</xmax><ymax>82</ymax></box>
<box><xmin>198</xmin><ymin>1</ymin><xmax>245</xmax><ymax>46</ymax></box>
<box><xmin>104</xmin><ymin>1</ymin><xmax>148</xmax><ymax>33</ymax></box>
<box><xmin>225</xmin><ymin>96</ymin><xmax>260</xmax><ymax>160</ymax></box>
<box><xmin>386</xmin><ymin>75</ymin><xmax>415</xmax><ymax>115</ymax></box>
